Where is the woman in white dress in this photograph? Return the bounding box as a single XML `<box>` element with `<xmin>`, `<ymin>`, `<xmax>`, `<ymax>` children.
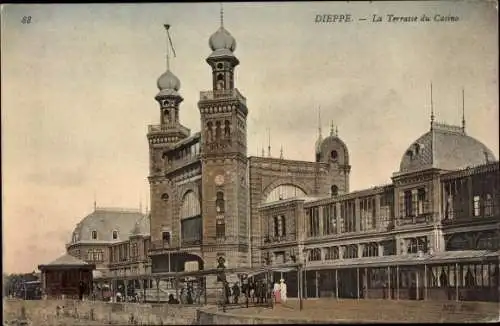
<box><xmin>273</xmin><ymin>281</ymin><xmax>281</xmax><ymax>303</ymax></box>
<box><xmin>280</xmin><ymin>279</ymin><xmax>287</xmax><ymax>303</ymax></box>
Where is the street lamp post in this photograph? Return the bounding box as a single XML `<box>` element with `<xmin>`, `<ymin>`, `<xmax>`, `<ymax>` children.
<box><xmin>216</xmin><ymin>256</ymin><xmax>227</xmax><ymax>312</ymax></box>
<box><xmin>303</xmin><ymin>249</ymin><xmax>308</xmax><ymax>300</ymax></box>
<box><xmin>264</xmin><ymin>253</ymin><xmax>273</xmax><ymax>309</ymax></box>
<box><xmin>290</xmin><ymin>249</ymin><xmax>302</xmax><ymax>311</ymax></box>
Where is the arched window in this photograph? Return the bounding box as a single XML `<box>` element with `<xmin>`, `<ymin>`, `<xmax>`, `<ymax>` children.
<box><xmin>206</xmin><ymin>121</ymin><xmax>214</xmax><ymax>143</ymax></box>
<box><xmin>215</xmin><ymin>121</ymin><xmax>221</xmax><ymax>140</ymax></box>
<box><xmin>325</xmin><ymin>247</ymin><xmax>339</xmax><ymax>260</ymax></box>
<box><xmin>162</xmin><ymin>231</ymin><xmax>171</xmax><ymax>244</ymax></box>
<box><xmin>331</xmin><ymin>150</ymin><xmax>338</xmax><ymax>160</ymax></box>
<box><xmin>331</xmin><ymin>185</ymin><xmax>339</xmax><ymax>197</ymax></box>
<box><xmin>180</xmin><ymin>191</ymin><xmax>201</xmax><ymax>219</ymax></box>
<box><xmin>308</xmin><ymin>248</ymin><xmax>322</xmax><ymax>261</ymax></box>
<box><xmin>446</xmin><ymin>233</ymin><xmax>470</xmax><ymax>251</ymax></box>
<box><xmin>362</xmin><ymin>243</ymin><xmax>379</xmax><ymax>257</ymax></box>
<box><xmin>485</xmin><ymin>193</ymin><xmax>493</xmax><ymax>216</ymax></box>
<box><xmin>224</xmin><ymin>120</ymin><xmax>231</xmax><ymax>137</ymax></box>
<box><xmin>476</xmin><ymin>231</ymin><xmax>497</xmax><ymax>250</ymax></box>
<box><xmin>216</xmin><ymin>191</ymin><xmax>225</xmax><ymax>214</ymax></box>
<box><xmin>180</xmin><ymin>191</ymin><xmax>202</xmax><ymax>246</ymax></box>
<box><xmin>273</xmin><ymin>215</ymin><xmax>286</xmax><ymax>237</ymax></box>
<box><xmin>216</xmin><ymin>216</ymin><xmax>225</xmax><ymax>238</ymax></box>
<box><xmin>265</xmin><ymin>184</ymin><xmax>306</xmax><ymax>203</ymax></box>
<box><xmin>91</xmin><ymin>230</ymin><xmax>97</xmax><ymax>240</ymax></box>
<box><xmin>112</xmin><ymin>230</ymin><xmax>118</xmax><ymax>240</ymax></box>
<box><xmin>344</xmin><ymin>245</ymin><xmax>358</xmax><ymax>259</ymax></box>
<box><xmin>407</xmin><ymin>237</ymin><xmax>428</xmax><ymax>254</ymax></box>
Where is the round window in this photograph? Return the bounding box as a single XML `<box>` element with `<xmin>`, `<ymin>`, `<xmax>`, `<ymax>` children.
<box><xmin>161</xmin><ymin>193</ymin><xmax>169</xmax><ymax>201</ymax></box>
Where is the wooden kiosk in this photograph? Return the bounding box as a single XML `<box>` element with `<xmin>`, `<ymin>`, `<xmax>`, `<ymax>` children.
<box><xmin>38</xmin><ymin>253</ymin><xmax>96</xmax><ymax>299</ymax></box>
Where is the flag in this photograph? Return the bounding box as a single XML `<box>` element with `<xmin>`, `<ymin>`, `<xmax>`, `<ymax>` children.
<box><xmin>164</xmin><ymin>24</ymin><xmax>177</xmax><ymax>58</ymax></box>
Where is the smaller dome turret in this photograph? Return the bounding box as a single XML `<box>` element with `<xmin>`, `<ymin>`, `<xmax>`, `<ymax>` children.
<box><xmin>209</xmin><ymin>26</ymin><xmax>237</xmax><ymax>52</ymax></box>
<box><xmin>157</xmin><ymin>70</ymin><xmax>181</xmax><ymax>91</ymax></box>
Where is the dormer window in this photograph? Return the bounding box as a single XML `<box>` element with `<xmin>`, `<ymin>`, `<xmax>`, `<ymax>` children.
<box><xmin>414</xmin><ymin>143</ymin><xmax>421</xmax><ymax>155</ymax></box>
<box><xmin>91</xmin><ymin>230</ymin><xmax>97</xmax><ymax>240</ymax></box>
<box><xmin>331</xmin><ymin>150</ymin><xmax>338</xmax><ymax>160</ymax></box>
<box><xmin>112</xmin><ymin>230</ymin><xmax>118</xmax><ymax>240</ymax></box>
<box><xmin>406</xmin><ymin>150</ymin><xmax>414</xmax><ymax>159</ymax></box>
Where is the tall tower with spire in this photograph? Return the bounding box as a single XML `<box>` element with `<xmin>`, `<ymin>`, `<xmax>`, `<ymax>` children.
<box><xmin>147</xmin><ymin>25</ymin><xmax>190</xmax><ymax>176</ymax></box>
<box><xmin>198</xmin><ymin>6</ymin><xmax>249</xmax><ymax>268</ymax></box>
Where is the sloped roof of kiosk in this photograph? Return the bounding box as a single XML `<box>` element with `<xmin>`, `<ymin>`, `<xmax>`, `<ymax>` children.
<box><xmin>40</xmin><ymin>253</ymin><xmax>92</xmax><ymax>269</ymax></box>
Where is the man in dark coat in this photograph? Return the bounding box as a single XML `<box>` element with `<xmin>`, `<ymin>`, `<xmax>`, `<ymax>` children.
<box><xmin>232</xmin><ymin>282</ymin><xmax>240</xmax><ymax>304</ymax></box>
<box><xmin>223</xmin><ymin>281</ymin><xmax>231</xmax><ymax>305</ymax></box>
<box><xmin>78</xmin><ymin>281</ymin><xmax>85</xmax><ymax>300</ymax></box>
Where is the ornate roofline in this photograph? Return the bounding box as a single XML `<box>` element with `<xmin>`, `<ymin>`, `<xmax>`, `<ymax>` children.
<box><xmin>441</xmin><ymin>161</ymin><xmax>500</xmax><ymax>180</ymax></box>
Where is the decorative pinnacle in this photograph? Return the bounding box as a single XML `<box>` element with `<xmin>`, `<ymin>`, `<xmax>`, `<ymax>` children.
<box><xmin>267</xmin><ymin>128</ymin><xmax>271</xmax><ymax>157</ymax></box>
<box><xmin>220</xmin><ymin>3</ymin><xmax>224</xmax><ymax>27</ymax></box>
<box><xmin>430</xmin><ymin>82</ymin><xmax>435</xmax><ymax>129</ymax></box>
<box><xmin>330</xmin><ymin>121</ymin><xmax>334</xmax><ymax>136</ymax></box>
<box><xmin>318</xmin><ymin>106</ymin><xmax>322</xmax><ymax>138</ymax></box>
<box><xmin>335</xmin><ymin>126</ymin><xmax>338</xmax><ymax>137</ymax></box>
<box><xmin>280</xmin><ymin>145</ymin><xmax>283</xmax><ymax>159</ymax></box>
<box><xmin>462</xmin><ymin>88</ymin><xmax>466</xmax><ymax>132</ymax></box>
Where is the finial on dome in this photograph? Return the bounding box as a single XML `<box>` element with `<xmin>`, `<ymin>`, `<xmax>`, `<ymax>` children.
<box><xmin>220</xmin><ymin>3</ymin><xmax>224</xmax><ymax>27</ymax></box>
<box><xmin>268</xmin><ymin>128</ymin><xmax>272</xmax><ymax>157</ymax></box>
<box><xmin>318</xmin><ymin>106</ymin><xmax>322</xmax><ymax>138</ymax></box>
<box><xmin>462</xmin><ymin>88</ymin><xmax>466</xmax><ymax>133</ymax></box>
<box><xmin>208</xmin><ymin>6</ymin><xmax>237</xmax><ymax>52</ymax></box>
<box><xmin>430</xmin><ymin>82</ymin><xmax>435</xmax><ymax>130</ymax></box>
<box><xmin>335</xmin><ymin>126</ymin><xmax>338</xmax><ymax>137</ymax></box>
<box><xmin>157</xmin><ymin>24</ymin><xmax>181</xmax><ymax>92</ymax></box>
<box><xmin>330</xmin><ymin>121</ymin><xmax>334</xmax><ymax>136</ymax></box>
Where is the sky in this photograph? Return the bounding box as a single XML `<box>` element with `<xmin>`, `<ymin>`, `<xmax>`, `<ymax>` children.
<box><xmin>1</xmin><ymin>1</ymin><xmax>498</xmax><ymax>273</ymax></box>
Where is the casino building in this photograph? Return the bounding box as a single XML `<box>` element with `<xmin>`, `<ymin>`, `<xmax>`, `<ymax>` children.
<box><xmin>65</xmin><ymin>13</ymin><xmax>499</xmax><ymax>301</ymax></box>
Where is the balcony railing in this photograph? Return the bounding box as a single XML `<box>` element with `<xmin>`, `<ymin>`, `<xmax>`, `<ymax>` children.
<box><xmin>262</xmin><ymin>234</ymin><xmax>296</xmax><ymax>245</ymax></box>
<box><xmin>148</xmin><ymin>123</ymin><xmax>189</xmax><ymax>135</ymax></box>
<box><xmin>396</xmin><ymin>213</ymin><xmax>433</xmax><ymax>226</ymax></box>
<box><xmin>199</xmin><ymin>89</ymin><xmax>247</xmax><ymax>104</ymax></box>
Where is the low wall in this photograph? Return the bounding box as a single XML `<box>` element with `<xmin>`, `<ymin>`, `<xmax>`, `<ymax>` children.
<box><xmin>197</xmin><ymin>299</ymin><xmax>500</xmax><ymax>324</ymax></box>
<box><xmin>4</xmin><ymin>298</ymin><xmax>499</xmax><ymax>325</ymax></box>
<box><xmin>197</xmin><ymin>309</ymin><xmax>330</xmax><ymax>325</ymax></box>
<box><xmin>3</xmin><ymin>299</ymin><xmax>200</xmax><ymax>325</ymax></box>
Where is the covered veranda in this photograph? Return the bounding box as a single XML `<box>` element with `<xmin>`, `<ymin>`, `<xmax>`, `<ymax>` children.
<box><xmin>93</xmin><ymin>263</ymin><xmax>304</xmax><ymax>304</ymax></box>
<box><xmin>298</xmin><ymin>250</ymin><xmax>500</xmax><ymax>302</ymax></box>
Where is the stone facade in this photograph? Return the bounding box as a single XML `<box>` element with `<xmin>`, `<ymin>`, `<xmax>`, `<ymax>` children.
<box><xmin>146</xmin><ymin>21</ymin><xmax>351</xmax><ymax>273</ymax></box>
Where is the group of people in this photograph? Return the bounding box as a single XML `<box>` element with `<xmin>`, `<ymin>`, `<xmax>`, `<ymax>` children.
<box><xmin>272</xmin><ymin>279</ymin><xmax>288</xmax><ymax>303</ymax></box>
<box><xmin>219</xmin><ymin>277</ymin><xmax>288</xmax><ymax>307</ymax></box>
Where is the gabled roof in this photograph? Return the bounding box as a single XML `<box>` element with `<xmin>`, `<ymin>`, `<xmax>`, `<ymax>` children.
<box><xmin>38</xmin><ymin>253</ymin><xmax>95</xmax><ymax>270</ymax></box>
